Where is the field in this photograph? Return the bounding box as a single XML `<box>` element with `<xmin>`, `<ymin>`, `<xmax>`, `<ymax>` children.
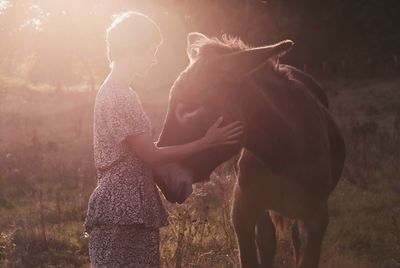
<box><xmin>0</xmin><ymin>76</ymin><xmax>399</xmax><ymax>267</ymax></box>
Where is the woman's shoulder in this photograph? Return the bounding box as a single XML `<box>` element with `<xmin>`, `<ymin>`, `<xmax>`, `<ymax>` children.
<box><xmin>96</xmin><ymin>80</ymin><xmax>137</xmax><ymax>103</ymax></box>
<box><xmin>99</xmin><ymin>79</ymin><xmax>132</xmax><ymax>94</ymax></box>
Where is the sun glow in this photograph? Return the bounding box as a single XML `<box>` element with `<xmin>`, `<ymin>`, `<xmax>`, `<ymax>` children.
<box><xmin>0</xmin><ymin>1</ymin><xmax>188</xmax><ymax>91</ymax></box>
<box><xmin>0</xmin><ymin>0</ymin><xmax>11</xmax><ymax>14</ymax></box>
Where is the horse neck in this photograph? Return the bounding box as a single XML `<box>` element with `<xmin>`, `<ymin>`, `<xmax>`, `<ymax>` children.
<box><xmin>238</xmin><ymin>75</ymin><xmax>297</xmax><ymax>168</ymax></box>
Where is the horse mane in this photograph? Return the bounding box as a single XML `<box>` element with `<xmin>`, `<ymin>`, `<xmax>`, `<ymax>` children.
<box><xmin>195</xmin><ymin>37</ymin><xmax>327</xmax><ymax>107</ymax></box>
<box><xmin>196</xmin><ymin>35</ymin><xmax>250</xmax><ymax>57</ymax></box>
<box><xmin>194</xmin><ymin>35</ymin><xmax>290</xmax><ymax>79</ymax></box>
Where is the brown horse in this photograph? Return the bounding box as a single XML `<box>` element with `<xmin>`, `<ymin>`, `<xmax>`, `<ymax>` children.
<box><xmin>155</xmin><ymin>32</ymin><xmax>345</xmax><ymax>268</ymax></box>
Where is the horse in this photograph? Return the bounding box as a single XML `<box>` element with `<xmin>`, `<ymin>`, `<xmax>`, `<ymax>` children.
<box><xmin>155</xmin><ymin>32</ymin><xmax>345</xmax><ymax>268</ymax></box>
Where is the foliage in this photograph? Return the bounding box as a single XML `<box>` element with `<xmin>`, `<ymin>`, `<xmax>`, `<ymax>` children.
<box><xmin>0</xmin><ymin>0</ymin><xmax>399</xmax><ymax>90</ymax></box>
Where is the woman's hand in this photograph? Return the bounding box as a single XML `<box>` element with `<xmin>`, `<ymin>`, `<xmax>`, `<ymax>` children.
<box><xmin>201</xmin><ymin>117</ymin><xmax>244</xmax><ymax>148</ymax></box>
<box><xmin>127</xmin><ymin>117</ymin><xmax>243</xmax><ymax>167</ymax></box>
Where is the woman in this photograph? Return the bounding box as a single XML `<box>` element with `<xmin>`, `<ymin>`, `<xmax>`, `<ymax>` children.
<box><xmin>83</xmin><ymin>11</ymin><xmax>243</xmax><ymax>267</ymax></box>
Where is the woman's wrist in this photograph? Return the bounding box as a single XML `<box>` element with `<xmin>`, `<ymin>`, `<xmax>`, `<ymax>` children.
<box><xmin>197</xmin><ymin>136</ymin><xmax>211</xmax><ymax>151</ymax></box>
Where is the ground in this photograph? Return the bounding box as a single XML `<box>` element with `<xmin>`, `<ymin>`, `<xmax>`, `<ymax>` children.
<box><xmin>0</xmin><ymin>76</ymin><xmax>399</xmax><ymax>267</ymax></box>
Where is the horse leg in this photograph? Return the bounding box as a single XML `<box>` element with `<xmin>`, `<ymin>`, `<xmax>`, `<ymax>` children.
<box><xmin>255</xmin><ymin>211</ymin><xmax>276</xmax><ymax>268</ymax></box>
<box><xmin>291</xmin><ymin>220</ymin><xmax>301</xmax><ymax>267</ymax></box>
<box><xmin>232</xmin><ymin>184</ymin><xmax>261</xmax><ymax>268</ymax></box>
<box><xmin>297</xmin><ymin>204</ymin><xmax>329</xmax><ymax>268</ymax></box>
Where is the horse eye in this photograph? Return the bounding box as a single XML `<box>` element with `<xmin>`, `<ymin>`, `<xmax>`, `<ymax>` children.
<box><xmin>182</xmin><ymin>104</ymin><xmax>201</xmax><ymax>113</ymax></box>
<box><xmin>175</xmin><ymin>103</ymin><xmax>205</xmax><ymax>123</ymax></box>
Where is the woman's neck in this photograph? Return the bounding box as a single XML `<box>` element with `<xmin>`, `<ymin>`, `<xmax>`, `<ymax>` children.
<box><xmin>105</xmin><ymin>63</ymin><xmax>136</xmax><ymax>88</ymax></box>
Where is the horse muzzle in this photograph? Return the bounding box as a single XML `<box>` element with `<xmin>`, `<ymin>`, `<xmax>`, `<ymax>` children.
<box><xmin>154</xmin><ymin>163</ymin><xmax>193</xmax><ymax>204</ymax></box>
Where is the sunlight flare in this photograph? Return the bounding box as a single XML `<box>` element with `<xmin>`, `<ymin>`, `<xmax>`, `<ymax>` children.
<box><xmin>0</xmin><ymin>0</ymin><xmax>11</xmax><ymax>14</ymax></box>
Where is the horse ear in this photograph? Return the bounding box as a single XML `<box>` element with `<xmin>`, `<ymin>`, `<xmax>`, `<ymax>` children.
<box><xmin>187</xmin><ymin>32</ymin><xmax>209</xmax><ymax>64</ymax></box>
<box><xmin>212</xmin><ymin>39</ymin><xmax>294</xmax><ymax>79</ymax></box>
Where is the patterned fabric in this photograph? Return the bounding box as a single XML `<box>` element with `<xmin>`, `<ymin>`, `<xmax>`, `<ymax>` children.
<box><xmin>84</xmin><ymin>79</ymin><xmax>169</xmax><ymax>234</ymax></box>
<box><xmin>93</xmin><ymin>80</ymin><xmax>151</xmax><ymax>170</ymax></box>
<box><xmin>89</xmin><ymin>225</ymin><xmax>160</xmax><ymax>268</ymax></box>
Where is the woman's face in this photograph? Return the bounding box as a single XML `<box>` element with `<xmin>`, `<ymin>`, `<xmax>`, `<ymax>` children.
<box><xmin>130</xmin><ymin>41</ymin><xmax>161</xmax><ymax>76</ymax></box>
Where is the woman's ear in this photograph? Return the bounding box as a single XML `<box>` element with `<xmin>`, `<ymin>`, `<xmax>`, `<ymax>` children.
<box><xmin>187</xmin><ymin>32</ymin><xmax>209</xmax><ymax>64</ymax></box>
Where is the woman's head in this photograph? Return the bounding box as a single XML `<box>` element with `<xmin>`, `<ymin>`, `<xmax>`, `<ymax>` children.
<box><xmin>106</xmin><ymin>11</ymin><xmax>163</xmax><ymax>75</ymax></box>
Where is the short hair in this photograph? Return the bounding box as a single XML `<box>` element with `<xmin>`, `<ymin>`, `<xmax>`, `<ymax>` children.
<box><xmin>106</xmin><ymin>11</ymin><xmax>163</xmax><ymax>67</ymax></box>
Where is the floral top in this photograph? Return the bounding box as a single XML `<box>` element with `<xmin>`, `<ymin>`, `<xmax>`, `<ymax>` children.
<box><xmin>84</xmin><ymin>80</ymin><xmax>168</xmax><ymax>234</ymax></box>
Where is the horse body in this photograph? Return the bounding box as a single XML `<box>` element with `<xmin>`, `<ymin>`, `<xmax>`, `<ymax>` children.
<box><xmin>156</xmin><ymin>33</ymin><xmax>345</xmax><ymax>268</ymax></box>
<box><xmin>229</xmin><ymin>66</ymin><xmax>344</xmax><ymax>267</ymax></box>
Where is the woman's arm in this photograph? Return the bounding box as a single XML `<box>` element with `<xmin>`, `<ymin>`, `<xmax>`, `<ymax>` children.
<box><xmin>126</xmin><ymin>117</ymin><xmax>243</xmax><ymax>167</ymax></box>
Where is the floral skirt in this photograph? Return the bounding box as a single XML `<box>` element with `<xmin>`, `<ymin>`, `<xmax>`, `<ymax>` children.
<box><xmin>89</xmin><ymin>225</ymin><xmax>160</xmax><ymax>268</ymax></box>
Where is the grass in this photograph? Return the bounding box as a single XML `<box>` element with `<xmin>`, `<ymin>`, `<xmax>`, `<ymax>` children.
<box><xmin>0</xmin><ymin>76</ymin><xmax>399</xmax><ymax>267</ymax></box>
